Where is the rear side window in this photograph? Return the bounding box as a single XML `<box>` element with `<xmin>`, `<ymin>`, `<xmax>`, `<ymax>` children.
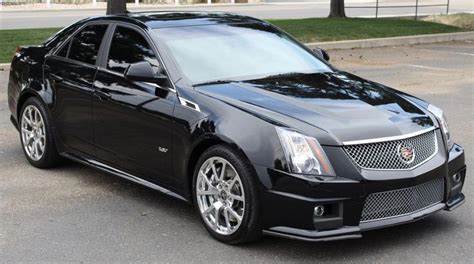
<box><xmin>44</xmin><ymin>22</ymin><xmax>83</xmax><ymax>48</ymax></box>
<box><xmin>107</xmin><ymin>26</ymin><xmax>159</xmax><ymax>74</ymax></box>
<box><xmin>68</xmin><ymin>24</ymin><xmax>108</xmax><ymax>65</ymax></box>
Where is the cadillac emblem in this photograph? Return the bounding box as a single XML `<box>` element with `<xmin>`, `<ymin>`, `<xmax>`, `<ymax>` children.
<box><xmin>397</xmin><ymin>143</ymin><xmax>415</xmax><ymax>164</ymax></box>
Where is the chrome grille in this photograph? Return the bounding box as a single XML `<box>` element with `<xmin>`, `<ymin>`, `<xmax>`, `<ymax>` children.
<box><xmin>343</xmin><ymin>130</ymin><xmax>437</xmax><ymax>170</ymax></box>
<box><xmin>360</xmin><ymin>178</ymin><xmax>444</xmax><ymax>223</ymax></box>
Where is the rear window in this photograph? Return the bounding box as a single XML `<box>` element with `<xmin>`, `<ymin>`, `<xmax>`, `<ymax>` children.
<box><xmin>68</xmin><ymin>24</ymin><xmax>108</xmax><ymax>65</ymax></box>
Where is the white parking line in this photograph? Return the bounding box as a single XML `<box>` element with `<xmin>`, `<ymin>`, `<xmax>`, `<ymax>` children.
<box><xmin>402</xmin><ymin>64</ymin><xmax>451</xmax><ymax>71</ymax></box>
<box><xmin>437</xmin><ymin>51</ymin><xmax>474</xmax><ymax>57</ymax></box>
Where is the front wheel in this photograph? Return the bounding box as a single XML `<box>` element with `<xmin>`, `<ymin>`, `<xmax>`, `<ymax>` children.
<box><xmin>192</xmin><ymin>145</ymin><xmax>262</xmax><ymax>244</ymax></box>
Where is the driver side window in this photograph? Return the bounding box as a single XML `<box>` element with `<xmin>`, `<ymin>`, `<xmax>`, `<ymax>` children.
<box><xmin>107</xmin><ymin>26</ymin><xmax>160</xmax><ymax>75</ymax></box>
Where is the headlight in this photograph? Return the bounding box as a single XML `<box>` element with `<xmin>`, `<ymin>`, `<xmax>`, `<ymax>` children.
<box><xmin>276</xmin><ymin>127</ymin><xmax>335</xmax><ymax>176</ymax></box>
<box><xmin>428</xmin><ymin>104</ymin><xmax>453</xmax><ymax>150</ymax></box>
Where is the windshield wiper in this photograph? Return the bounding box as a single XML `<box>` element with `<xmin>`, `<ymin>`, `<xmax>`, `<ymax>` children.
<box><xmin>194</xmin><ymin>72</ymin><xmax>314</xmax><ymax>86</ymax></box>
<box><xmin>194</xmin><ymin>79</ymin><xmax>238</xmax><ymax>87</ymax></box>
<box><xmin>261</xmin><ymin>72</ymin><xmax>313</xmax><ymax>79</ymax></box>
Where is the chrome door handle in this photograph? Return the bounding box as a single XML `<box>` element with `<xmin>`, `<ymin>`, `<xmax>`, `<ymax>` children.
<box><xmin>50</xmin><ymin>74</ymin><xmax>64</xmax><ymax>83</ymax></box>
<box><xmin>94</xmin><ymin>89</ymin><xmax>111</xmax><ymax>101</ymax></box>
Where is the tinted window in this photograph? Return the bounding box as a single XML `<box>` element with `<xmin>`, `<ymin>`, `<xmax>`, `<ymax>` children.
<box><xmin>44</xmin><ymin>22</ymin><xmax>83</xmax><ymax>48</ymax></box>
<box><xmin>56</xmin><ymin>40</ymin><xmax>70</xmax><ymax>57</ymax></box>
<box><xmin>107</xmin><ymin>26</ymin><xmax>159</xmax><ymax>74</ymax></box>
<box><xmin>69</xmin><ymin>24</ymin><xmax>108</xmax><ymax>65</ymax></box>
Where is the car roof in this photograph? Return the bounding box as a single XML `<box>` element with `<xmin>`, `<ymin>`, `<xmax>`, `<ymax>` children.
<box><xmin>87</xmin><ymin>11</ymin><xmax>265</xmax><ymax>29</ymax></box>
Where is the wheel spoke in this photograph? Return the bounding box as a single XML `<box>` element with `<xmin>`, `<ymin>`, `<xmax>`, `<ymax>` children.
<box><xmin>199</xmin><ymin>171</ymin><xmax>213</xmax><ymax>188</ymax></box>
<box><xmin>229</xmin><ymin>193</ymin><xmax>244</xmax><ymax>202</ymax></box>
<box><xmin>219</xmin><ymin>162</ymin><xmax>226</xmax><ymax>181</ymax></box>
<box><xmin>211</xmin><ymin>162</ymin><xmax>219</xmax><ymax>182</ymax></box>
<box><xmin>213</xmin><ymin>207</ymin><xmax>220</xmax><ymax>227</ymax></box>
<box><xmin>202</xmin><ymin>204</ymin><xmax>215</xmax><ymax>216</ymax></box>
<box><xmin>228</xmin><ymin>177</ymin><xmax>238</xmax><ymax>188</ymax></box>
<box><xmin>30</xmin><ymin>108</ymin><xmax>35</xmax><ymax>123</ymax></box>
<box><xmin>31</xmin><ymin>142</ymin><xmax>37</xmax><ymax>159</ymax></box>
<box><xmin>24</xmin><ymin>116</ymin><xmax>33</xmax><ymax>127</ymax></box>
<box><xmin>35</xmin><ymin>110</ymin><xmax>41</xmax><ymax>126</ymax></box>
<box><xmin>228</xmin><ymin>208</ymin><xmax>243</xmax><ymax>222</ymax></box>
<box><xmin>224</xmin><ymin>207</ymin><xmax>231</xmax><ymax>229</ymax></box>
<box><xmin>26</xmin><ymin>108</ymin><xmax>32</xmax><ymax>122</ymax></box>
<box><xmin>197</xmin><ymin>187</ymin><xmax>219</xmax><ymax>196</ymax></box>
<box><xmin>37</xmin><ymin>140</ymin><xmax>45</xmax><ymax>153</ymax></box>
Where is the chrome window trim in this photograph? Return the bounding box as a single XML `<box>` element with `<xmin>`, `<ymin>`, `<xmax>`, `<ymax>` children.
<box><xmin>342</xmin><ymin>127</ymin><xmax>436</xmax><ymax>145</ymax></box>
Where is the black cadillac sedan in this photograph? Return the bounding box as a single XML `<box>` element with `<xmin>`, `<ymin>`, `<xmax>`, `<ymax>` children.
<box><xmin>7</xmin><ymin>12</ymin><xmax>466</xmax><ymax>244</ymax></box>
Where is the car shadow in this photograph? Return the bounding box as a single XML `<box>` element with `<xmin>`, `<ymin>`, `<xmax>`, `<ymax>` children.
<box><xmin>245</xmin><ymin>215</ymin><xmax>458</xmax><ymax>261</ymax></box>
<box><xmin>48</xmin><ymin>161</ymin><xmax>459</xmax><ymax>261</ymax></box>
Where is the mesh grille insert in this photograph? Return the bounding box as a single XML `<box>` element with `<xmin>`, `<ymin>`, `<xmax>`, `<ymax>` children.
<box><xmin>344</xmin><ymin>130</ymin><xmax>437</xmax><ymax>170</ymax></box>
<box><xmin>360</xmin><ymin>178</ymin><xmax>444</xmax><ymax>223</ymax></box>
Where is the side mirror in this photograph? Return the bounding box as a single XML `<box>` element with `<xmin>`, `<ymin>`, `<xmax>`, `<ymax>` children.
<box><xmin>312</xmin><ymin>48</ymin><xmax>330</xmax><ymax>61</ymax></box>
<box><xmin>124</xmin><ymin>61</ymin><xmax>168</xmax><ymax>84</ymax></box>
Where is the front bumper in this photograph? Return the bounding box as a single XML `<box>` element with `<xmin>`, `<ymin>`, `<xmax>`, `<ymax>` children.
<box><xmin>257</xmin><ymin>143</ymin><xmax>466</xmax><ymax>242</ymax></box>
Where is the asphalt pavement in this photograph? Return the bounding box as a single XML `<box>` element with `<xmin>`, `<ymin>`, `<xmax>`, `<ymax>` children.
<box><xmin>1</xmin><ymin>1</ymin><xmax>473</xmax><ymax>29</ymax></box>
<box><xmin>0</xmin><ymin>41</ymin><xmax>473</xmax><ymax>262</ymax></box>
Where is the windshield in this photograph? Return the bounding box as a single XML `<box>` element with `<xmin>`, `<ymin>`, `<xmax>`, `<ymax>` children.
<box><xmin>153</xmin><ymin>23</ymin><xmax>332</xmax><ymax>85</ymax></box>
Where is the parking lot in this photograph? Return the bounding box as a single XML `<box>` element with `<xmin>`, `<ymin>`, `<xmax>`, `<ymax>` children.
<box><xmin>1</xmin><ymin>41</ymin><xmax>473</xmax><ymax>262</ymax></box>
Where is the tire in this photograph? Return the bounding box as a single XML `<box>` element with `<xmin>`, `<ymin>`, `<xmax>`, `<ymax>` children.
<box><xmin>19</xmin><ymin>97</ymin><xmax>62</xmax><ymax>168</ymax></box>
<box><xmin>192</xmin><ymin>144</ymin><xmax>262</xmax><ymax>244</ymax></box>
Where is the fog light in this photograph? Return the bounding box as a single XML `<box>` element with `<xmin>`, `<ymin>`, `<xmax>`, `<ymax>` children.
<box><xmin>453</xmin><ymin>173</ymin><xmax>461</xmax><ymax>183</ymax></box>
<box><xmin>314</xmin><ymin>205</ymin><xmax>325</xmax><ymax>217</ymax></box>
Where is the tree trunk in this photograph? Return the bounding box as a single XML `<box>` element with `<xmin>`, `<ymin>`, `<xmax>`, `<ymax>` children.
<box><xmin>107</xmin><ymin>0</ymin><xmax>127</xmax><ymax>15</ymax></box>
<box><xmin>329</xmin><ymin>0</ymin><xmax>346</xmax><ymax>18</ymax></box>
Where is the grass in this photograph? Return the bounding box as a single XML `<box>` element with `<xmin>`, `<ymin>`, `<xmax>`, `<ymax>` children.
<box><xmin>0</xmin><ymin>17</ymin><xmax>470</xmax><ymax>63</ymax></box>
<box><xmin>0</xmin><ymin>28</ymin><xmax>61</xmax><ymax>64</ymax></box>
<box><xmin>269</xmin><ymin>17</ymin><xmax>467</xmax><ymax>43</ymax></box>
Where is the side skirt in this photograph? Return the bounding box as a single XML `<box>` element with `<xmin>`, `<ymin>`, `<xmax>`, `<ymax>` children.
<box><xmin>61</xmin><ymin>152</ymin><xmax>189</xmax><ymax>202</ymax></box>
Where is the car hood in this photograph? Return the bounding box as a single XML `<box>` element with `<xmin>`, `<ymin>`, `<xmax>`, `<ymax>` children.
<box><xmin>195</xmin><ymin>71</ymin><xmax>435</xmax><ymax>144</ymax></box>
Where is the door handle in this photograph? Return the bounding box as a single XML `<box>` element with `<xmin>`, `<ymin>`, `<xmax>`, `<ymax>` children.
<box><xmin>50</xmin><ymin>74</ymin><xmax>64</xmax><ymax>83</ymax></box>
<box><xmin>94</xmin><ymin>89</ymin><xmax>111</xmax><ymax>101</ymax></box>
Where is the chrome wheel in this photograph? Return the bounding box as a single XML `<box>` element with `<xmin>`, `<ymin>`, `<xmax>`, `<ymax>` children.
<box><xmin>21</xmin><ymin>105</ymin><xmax>46</xmax><ymax>161</ymax></box>
<box><xmin>196</xmin><ymin>157</ymin><xmax>245</xmax><ymax>235</ymax></box>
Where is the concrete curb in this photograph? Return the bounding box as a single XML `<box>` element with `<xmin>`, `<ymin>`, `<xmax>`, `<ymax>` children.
<box><xmin>0</xmin><ymin>63</ymin><xmax>10</xmax><ymax>71</ymax></box>
<box><xmin>306</xmin><ymin>31</ymin><xmax>474</xmax><ymax>50</ymax></box>
<box><xmin>0</xmin><ymin>3</ymin><xmax>266</xmax><ymax>13</ymax></box>
<box><xmin>1</xmin><ymin>32</ymin><xmax>472</xmax><ymax>71</ymax></box>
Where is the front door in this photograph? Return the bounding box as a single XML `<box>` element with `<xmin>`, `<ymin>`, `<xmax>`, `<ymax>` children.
<box><xmin>92</xmin><ymin>25</ymin><xmax>176</xmax><ymax>187</ymax></box>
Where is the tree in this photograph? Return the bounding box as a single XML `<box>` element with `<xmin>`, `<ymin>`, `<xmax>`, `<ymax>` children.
<box><xmin>329</xmin><ymin>0</ymin><xmax>346</xmax><ymax>18</ymax></box>
<box><xmin>107</xmin><ymin>0</ymin><xmax>127</xmax><ymax>15</ymax></box>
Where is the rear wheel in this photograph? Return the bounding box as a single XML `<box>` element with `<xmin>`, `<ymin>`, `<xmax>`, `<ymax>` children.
<box><xmin>193</xmin><ymin>145</ymin><xmax>262</xmax><ymax>244</ymax></box>
<box><xmin>19</xmin><ymin>97</ymin><xmax>62</xmax><ymax>168</ymax></box>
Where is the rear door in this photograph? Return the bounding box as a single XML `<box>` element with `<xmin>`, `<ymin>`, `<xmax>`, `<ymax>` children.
<box><xmin>44</xmin><ymin>23</ymin><xmax>109</xmax><ymax>155</ymax></box>
<box><xmin>92</xmin><ymin>24</ymin><xmax>177</xmax><ymax>187</ymax></box>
